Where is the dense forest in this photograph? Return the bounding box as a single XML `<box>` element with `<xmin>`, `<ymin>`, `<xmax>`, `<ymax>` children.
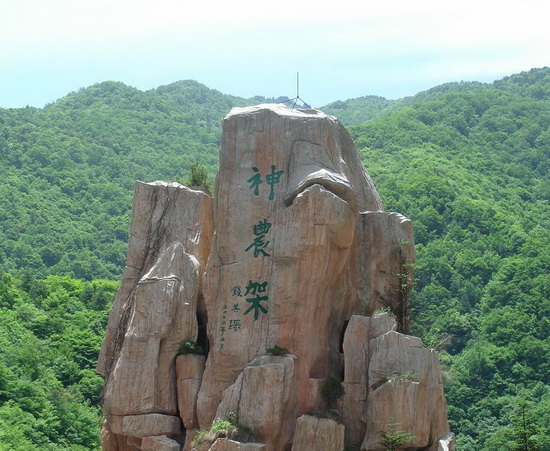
<box><xmin>0</xmin><ymin>68</ymin><xmax>549</xmax><ymax>450</ymax></box>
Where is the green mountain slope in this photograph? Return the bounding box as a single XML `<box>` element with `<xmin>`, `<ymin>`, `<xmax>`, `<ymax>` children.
<box><xmin>0</xmin><ymin>80</ymin><xmax>252</xmax><ymax>280</ymax></box>
<box><xmin>350</xmin><ymin>67</ymin><xmax>550</xmax><ymax>449</ymax></box>
<box><xmin>0</xmin><ymin>68</ymin><xmax>548</xmax><ymax>449</ymax></box>
<box><xmin>321</xmin><ymin>95</ymin><xmax>394</xmax><ymax>125</ymax></box>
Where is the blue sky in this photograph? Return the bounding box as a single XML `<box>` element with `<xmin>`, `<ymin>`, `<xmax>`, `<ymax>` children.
<box><xmin>2</xmin><ymin>0</ymin><xmax>549</xmax><ymax>109</ymax></box>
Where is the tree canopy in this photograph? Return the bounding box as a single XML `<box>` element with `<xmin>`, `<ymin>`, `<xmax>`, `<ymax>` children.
<box><xmin>349</xmin><ymin>67</ymin><xmax>550</xmax><ymax>449</ymax></box>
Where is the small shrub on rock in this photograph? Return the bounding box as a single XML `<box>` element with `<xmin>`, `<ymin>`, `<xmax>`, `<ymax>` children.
<box><xmin>192</xmin><ymin>412</ymin><xmax>253</xmax><ymax>447</ymax></box>
<box><xmin>266</xmin><ymin>345</ymin><xmax>289</xmax><ymax>356</ymax></box>
<box><xmin>321</xmin><ymin>376</ymin><xmax>345</xmax><ymax>408</ymax></box>
<box><xmin>378</xmin><ymin>417</ymin><xmax>415</xmax><ymax>450</ymax></box>
<box><xmin>178</xmin><ymin>341</ymin><xmax>204</xmax><ymax>356</ymax></box>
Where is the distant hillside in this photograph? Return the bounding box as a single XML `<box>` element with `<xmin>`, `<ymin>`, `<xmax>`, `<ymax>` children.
<box><xmin>0</xmin><ymin>80</ymin><xmax>253</xmax><ymax>280</ymax></box>
<box><xmin>321</xmin><ymin>95</ymin><xmax>394</xmax><ymax>125</ymax></box>
<box><xmin>350</xmin><ymin>67</ymin><xmax>550</xmax><ymax>449</ymax></box>
<box><xmin>327</xmin><ymin>66</ymin><xmax>550</xmax><ymax>127</ymax></box>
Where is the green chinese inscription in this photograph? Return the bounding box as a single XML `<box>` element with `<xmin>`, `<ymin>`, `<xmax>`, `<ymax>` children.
<box><xmin>245</xmin><ymin>218</ymin><xmax>272</xmax><ymax>257</ymax></box>
<box><xmin>247</xmin><ymin>165</ymin><xmax>284</xmax><ymax>200</ymax></box>
<box><xmin>229</xmin><ymin>319</ymin><xmax>241</xmax><ymax>331</ymax></box>
<box><xmin>243</xmin><ymin>280</ymin><xmax>269</xmax><ymax>320</ymax></box>
<box><xmin>219</xmin><ymin>303</ymin><xmax>229</xmax><ymax>350</ymax></box>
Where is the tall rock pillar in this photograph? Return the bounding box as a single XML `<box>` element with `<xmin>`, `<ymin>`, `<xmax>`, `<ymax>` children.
<box><xmin>196</xmin><ymin>105</ymin><xmax>383</xmax><ymax>437</ymax></box>
<box><xmin>98</xmin><ymin>104</ymin><xmax>453</xmax><ymax>451</ymax></box>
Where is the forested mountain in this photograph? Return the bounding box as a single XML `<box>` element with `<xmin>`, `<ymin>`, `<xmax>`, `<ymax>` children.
<box><xmin>321</xmin><ymin>95</ymin><xmax>394</xmax><ymax>125</ymax></box>
<box><xmin>0</xmin><ymin>68</ymin><xmax>549</xmax><ymax>450</ymax></box>
<box><xmin>350</xmin><ymin>67</ymin><xmax>550</xmax><ymax>449</ymax></box>
<box><xmin>0</xmin><ymin>80</ymin><xmax>250</xmax><ymax>280</ymax></box>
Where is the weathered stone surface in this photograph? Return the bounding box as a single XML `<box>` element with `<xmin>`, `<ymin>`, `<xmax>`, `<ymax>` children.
<box><xmin>368</xmin><ymin>331</ymin><xmax>429</xmax><ymax>387</ymax></box>
<box><xmin>142</xmin><ymin>435</ymin><xmax>181</xmax><ymax>451</ymax></box>
<box><xmin>103</xmin><ymin>242</ymin><xmax>200</xmax><ymax>416</ymax></box>
<box><xmin>182</xmin><ymin>428</ymin><xmax>198</xmax><ymax>451</ymax></box>
<box><xmin>101</xmin><ymin>420</ymin><xmax>117</xmax><ymax>449</ymax></box>
<box><xmin>364</xmin><ymin>379</ymin><xmax>425</xmax><ymax>449</ymax></box>
<box><xmin>291</xmin><ymin>415</ymin><xmax>344</xmax><ymax>451</ymax></box>
<box><xmin>177</xmin><ymin>354</ymin><xmax>206</xmax><ymax>428</ymax></box>
<box><xmin>101</xmin><ymin>430</ymin><xmax>141</xmax><ymax>451</ymax></box>
<box><xmin>101</xmin><ymin>420</ymin><xmax>137</xmax><ymax>451</ymax></box>
<box><xmin>99</xmin><ymin>104</ymin><xmax>451</xmax><ymax>450</ymax></box>
<box><xmin>215</xmin><ymin>355</ymin><xmax>296</xmax><ymax>451</ymax></box>
<box><xmin>98</xmin><ymin>182</ymin><xmax>213</xmax><ymax>377</ymax></box>
<box><xmin>357</xmin><ymin>211</ymin><xmax>415</xmax><ymax>325</ymax></box>
<box><xmin>198</xmin><ymin>181</ymin><xmax>357</xmax><ymax>427</ymax></box>
<box><xmin>192</xmin><ymin>442</ymin><xmax>211</xmax><ymax>451</ymax></box>
<box><xmin>341</xmin><ymin>314</ymin><xmax>450</xmax><ymax>450</ymax></box>
<box><xmin>109</xmin><ymin>414</ymin><xmax>182</xmax><ymax>438</ymax></box>
<box><xmin>208</xmin><ymin>439</ymin><xmax>266</xmax><ymax>450</ymax></box>
<box><xmin>195</xmin><ymin>104</ymin><xmax>378</xmax><ymax>427</ymax></box>
<box><xmin>342</xmin><ymin>314</ymin><xmax>396</xmax><ymax>446</ymax></box>
<box><xmin>362</xmin><ymin>330</ymin><xmax>449</xmax><ymax>449</ymax></box>
<box><xmin>295</xmin><ymin>378</ymin><xmax>324</xmax><ymax>415</ymax></box>
<box><xmin>343</xmin><ymin>314</ymin><xmax>397</xmax><ymax>385</ymax></box>
<box><xmin>431</xmin><ymin>432</ymin><xmax>456</xmax><ymax>451</ymax></box>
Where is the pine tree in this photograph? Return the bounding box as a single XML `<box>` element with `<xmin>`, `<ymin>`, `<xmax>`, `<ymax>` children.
<box><xmin>379</xmin><ymin>418</ymin><xmax>415</xmax><ymax>451</ymax></box>
<box><xmin>505</xmin><ymin>401</ymin><xmax>543</xmax><ymax>451</ymax></box>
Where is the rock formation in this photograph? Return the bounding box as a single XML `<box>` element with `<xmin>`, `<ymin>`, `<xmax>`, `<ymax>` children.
<box><xmin>97</xmin><ymin>104</ymin><xmax>454</xmax><ymax>450</ymax></box>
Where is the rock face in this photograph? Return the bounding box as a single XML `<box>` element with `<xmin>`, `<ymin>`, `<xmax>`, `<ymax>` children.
<box><xmin>341</xmin><ymin>314</ymin><xmax>449</xmax><ymax>449</ymax></box>
<box><xmin>291</xmin><ymin>415</ymin><xmax>345</xmax><ymax>451</ymax></box>
<box><xmin>97</xmin><ymin>182</ymin><xmax>213</xmax><ymax>448</ymax></box>
<box><xmin>98</xmin><ymin>104</ymin><xmax>453</xmax><ymax>450</ymax></box>
<box><xmin>177</xmin><ymin>354</ymin><xmax>206</xmax><ymax>429</ymax></box>
<box><xmin>214</xmin><ymin>355</ymin><xmax>296</xmax><ymax>450</ymax></box>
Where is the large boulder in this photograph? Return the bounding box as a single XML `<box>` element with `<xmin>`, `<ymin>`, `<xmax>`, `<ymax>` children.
<box><xmin>102</xmin><ymin>242</ymin><xmax>200</xmax><ymax>416</ymax></box>
<box><xmin>98</xmin><ymin>182</ymin><xmax>212</xmax><ymax>377</ymax></box>
<box><xmin>215</xmin><ymin>355</ymin><xmax>296</xmax><ymax>450</ymax></box>
<box><xmin>291</xmin><ymin>415</ymin><xmax>345</xmax><ymax>451</ymax></box>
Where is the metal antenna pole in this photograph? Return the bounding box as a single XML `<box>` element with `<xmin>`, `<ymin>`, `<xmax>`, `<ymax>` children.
<box><xmin>287</xmin><ymin>71</ymin><xmax>311</xmax><ymax>109</ymax></box>
<box><xmin>293</xmin><ymin>72</ymin><xmax>299</xmax><ymax>108</ymax></box>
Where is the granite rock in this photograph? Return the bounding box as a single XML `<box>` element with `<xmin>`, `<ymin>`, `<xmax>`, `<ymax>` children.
<box><xmin>102</xmin><ymin>242</ymin><xmax>200</xmax><ymax>416</ymax></box>
<box><xmin>141</xmin><ymin>435</ymin><xmax>181</xmax><ymax>451</ymax></box>
<box><xmin>177</xmin><ymin>354</ymin><xmax>206</xmax><ymax>428</ymax></box>
<box><xmin>291</xmin><ymin>415</ymin><xmax>344</xmax><ymax>451</ymax></box>
<box><xmin>98</xmin><ymin>182</ymin><xmax>213</xmax><ymax>377</ymax></box>
<box><xmin>215</xmin><ymin>355</ymin><xmax>296</xmax><ymax>450</ymax></box>
<box><xmin>98</xmin><ymin>105</ymin><xmax>451</xmax><ymax>451</ymax></box>
<box><xmin>109</xmin><ymin>413</ymin><xmax>182</xmax><ymax>438</ymax></box>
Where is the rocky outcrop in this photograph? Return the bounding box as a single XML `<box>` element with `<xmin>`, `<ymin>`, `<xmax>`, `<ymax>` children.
<box><xmin>357</xmin><ymin>212</ymin><xmax>416</xmax><ymax>327</ymax></box>
<box><xmin>207</xmin><ymin>440</ymin><xmax>266</xmax><ymax>451</ymax></box>
<box><xmin>97</xmin><ymin>181</ymin><xmax>213</xmax><ymax>378</ymax></box>
<box><xmin>142</xmin><ymin>435</ymin><xmax>181</xmax><ymax>451</ymax></box>
<box><xmin>214</xmin><ymin>355</ymin><xmax>296</xmax><ymax>451</ymax></box>
<box><xmin>339</xmin><ymin>313</ymin><xmax>450</xmax><ymax>449</ymax></box>
<box><xmin>177</xmin><ymin>354</ymin><xmax>206</xmax><ymax>429</ymax></box>
<box><xmin>98</xmin><ymin>104</ymin><xmax>453</xmax><ymax>450</ymax></box>
<box><xmin>341</xmin><ymin>314</ymin><xmax>397</xmax><ymax>446</ymax></box>
<box><xmin>108</xmin><ymin>413</ymin><xmax>182</xmax><ymax>438</ymax></box>
<box><xmin>434</xmin><ymin>433</ymin><xmax>456</xmax><ymax>451</ymax></box>
<box><xmin>102</xmin><ymin>242</ymin><xmax>199</xmax><ymax>416</ymax></box>
<box><xmin>363</xmin><ymin>330</ymin><xmax>449</xmax><ymax>449</ymax></box>
<box><xmin>291</xmin><ymin>415</ymin><xmax>345</xmax><ymax>451</ymax></box>
<box><xmin>97</xmin><ymin>182</ymin><xmax>212</xmax><ymax>448</ymax></box>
